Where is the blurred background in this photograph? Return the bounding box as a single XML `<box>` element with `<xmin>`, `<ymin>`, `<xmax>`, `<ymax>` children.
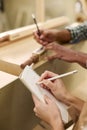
<box><xmin>0</xmin><ymin>0</ymin><xmax>87</xmax><ymax>32</ymax></box>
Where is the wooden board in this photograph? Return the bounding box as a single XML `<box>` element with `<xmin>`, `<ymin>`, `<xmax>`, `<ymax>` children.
<box><xmin>0</xmin><ymin>71</ymin><xmax>17</xmax><ymax>89</ymax></box>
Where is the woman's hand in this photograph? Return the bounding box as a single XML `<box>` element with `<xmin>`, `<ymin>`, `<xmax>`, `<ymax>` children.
<box><xmin>38</xmin><ymin>70</ymin><xmax>70</xmax><ymax>105</ymax></box>
<box><xmin>38</xmin><ymin>71</ymin><xmax>85</xmax><ymax>113</ymax></box>
<box><xmin>32</xmin><ymin>95</ymin><xmax>64</xmax><ymax>130</ymax></box>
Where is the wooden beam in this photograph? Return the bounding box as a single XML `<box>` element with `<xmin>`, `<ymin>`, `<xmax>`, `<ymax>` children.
<box><xmin>0</xmin><ymin>16</ymin><xmax>70</xmax><ymax>44</ymax></box>
<box><xmin>35</xmin><ymin>0</ymin><xmax>45</xmax><ymax>22</ymax></box>
<box><xmin>80</xmin><ymin>0</ymin><xmax>87</xmax><ymax>15</ymax></box>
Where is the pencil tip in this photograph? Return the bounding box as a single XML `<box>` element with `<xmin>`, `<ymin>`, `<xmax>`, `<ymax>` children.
<box><xmin>74</xmin><ymin>70</ymin><xmax>78</xmax><ymax>73</ymax></box>
<box><xmin>32</xmin><ymin>14</ymin><xmax>35</xmax><ymax>19</ymax></box>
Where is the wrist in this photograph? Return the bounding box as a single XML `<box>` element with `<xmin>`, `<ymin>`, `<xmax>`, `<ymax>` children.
<box><xmin>51</xmin><ymin>119</ymin><xmax>64</xmax><ymax>130</ymax></box>
<box><xmin>56</xmin><ymin>29</ymin><xmax>71</xmax><ymax>43</ymax></box>
<box><xmin>59</xmin><ymin>47</ymin><xmax>77</xmax><ymax>63</ymax></box>
<box><xmin>64</xmin><ymin>93</ymin><xmax>84</xmax><ymax>113</ymax></box>
<box><xmin>74</xmin><ymin>51</ymin><xmax>87</xmax><ymax>68</ymax></box>
<box><xmin>61</xmin><ymin>92</ymin><xmax>73</xmax><ymax>106</ymax></box>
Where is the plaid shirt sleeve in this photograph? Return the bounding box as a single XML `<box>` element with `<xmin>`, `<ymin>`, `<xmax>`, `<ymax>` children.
<box><xmin>66</xmin><ymin>21</ymin><xmax>87</xmax><ymax>43</ymax></box>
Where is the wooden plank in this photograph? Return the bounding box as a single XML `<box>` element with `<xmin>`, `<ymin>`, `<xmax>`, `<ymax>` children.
<box><xmin>80</xmin><ymin>0</ymin><xmax>87</xmax><ymax>15</ymax></box>
<box><xmin>35</xmin><ymin>0</ymin><xmax>45</xmax><ymax>22</ymax></box>
<box><xmin>0</xmin><ymin>16</ymin><xmax>70</xmax><ymax>43</ymax></box>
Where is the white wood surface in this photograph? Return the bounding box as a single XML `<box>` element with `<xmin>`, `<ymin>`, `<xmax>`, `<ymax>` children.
<box><xmin>0</xmin><ymin>71</ymin><xmax>17</xmax><ymax>89</ymax></box>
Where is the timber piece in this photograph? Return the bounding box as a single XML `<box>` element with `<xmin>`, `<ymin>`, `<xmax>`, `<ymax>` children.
<box><xmin>35</xmin><ymin>0</ymin><xmax>45</xmax><ymax>22</ymax></box>
<box><xmin>0</xmin><ymin>16</ymin><xmax>70</xmax><ymax>43</ymax></box>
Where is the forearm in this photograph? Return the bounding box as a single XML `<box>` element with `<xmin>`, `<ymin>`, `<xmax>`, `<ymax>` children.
<box><xmin>56</xmin><ymin>29</ymin><xmax>71</xmax><ymax>43</ymax></box>
<box><xmin>60</xmin><ymin>47</ymin><xmax>87</xmax><ymax>69</ymax></box>
<box><xmin>51</xmin><ymin>119</ymin><xmax>64</xmax><ymax>130</ymax></box>
<box><xmin>63</xmin><ymin>93</ymin><xmax>84</xmax><ymax>114</ymax></box>
<box><xmin>52</xmin><ymin>125</ymin><xmax>64</xmax><ymax>130</ymax></box>
<box><xmin>74</xmin><ymin>51</ymin><xmax>87</xmax><ymax>68</ymax></box>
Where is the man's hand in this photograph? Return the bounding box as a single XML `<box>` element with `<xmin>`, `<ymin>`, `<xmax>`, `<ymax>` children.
<box><xmin>44</xmin><ymin>42</ymin><xmax>87</xmax><ymax>69</ymax></box>
<box><xmin>44</xmin><ymin>42</ymin><xmax>76</xmax><ymax>63</ymax></box>
<box><xmin>33</xmin><ymin>29</ymin><xmax>71</xmax><ymax>46</ymax></box>
<box><xmin>33</xmin><ymin>29</ymin><xmax>58</xmax><ymax>46</ymax></box>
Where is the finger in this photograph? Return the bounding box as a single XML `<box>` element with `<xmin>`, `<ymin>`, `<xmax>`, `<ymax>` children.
<box><xmin>33</xmin><ymin>32</ymin><xmax>43</xmax><ymax>44</ymax></box>
<box><xmin>40</xmin><ymin>35</ymin><xmax>49</xmax><ymax>43</ymax></box>
<box><xmin>45</xmin><ymin>42</ymin><xmax>58</xmax><ymax>50</ymax></box>
<box><xmin>44</xmin><ymin>95</ymin><xmax>52</xmax><ymax>104</ymax></box>
<box><xmin>33</xmin><ymin>31</ymin><xmax>49</xmax><ymax>46</ymax></box>
<box><xmin>42</xmin><ymin>41</ymin><xmax>49</xmax><ymax>46</ymax></box>
<box><xmin>35</xmin><ymin>112</ymin><xmax>40</xmax><ymax>118</ymax></box>
<box><xmin>34</xmin><ymin>36</ymin><xmax>47</xmax><ymax>46</ymax></box>
<box><xmin>33</xmin><ymin>31</ymin><xmax>40</xmax><ymax>38</ymax></box>
<box><xmin>42</xmin><ymin>79</ymin><xmax>55</xmax><ymax>91</ymax></box>
<box><xmin>45</xmin><ymin>44</ymin><xmax>53</xmax><ymax>50</ymax></box>
<box><xmin>33</xmin><ymin>107</ymin><xmax>41</xmax><ymax>117</ymax></box>
<box><xmin>33</xmin><ymin>107</ymin><xmax>37</xmax><ymax>113</ymax></box>
<box><xmin>39</xmin><ymin>71</ymin><xmax>57</xmax><ymax>82</ymax></box>
<box><xmin>38</xmin><ymin>29</ymin><xmax>44</xmax><ymax>34</ymax></box>
<box><xmin>33</xmin><ymin>35</ymin><xmax>41</xmax><ymax>43</ymax></box>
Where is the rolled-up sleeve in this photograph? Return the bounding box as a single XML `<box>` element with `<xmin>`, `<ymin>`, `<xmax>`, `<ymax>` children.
<box><xmin>66</xmin><ymin>22</ymin><xmax>87</xmax><ymax>43</ymax></box>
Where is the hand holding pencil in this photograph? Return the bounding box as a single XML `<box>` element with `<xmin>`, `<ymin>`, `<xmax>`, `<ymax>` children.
<box><xmin>37</xmin><ymin>70</ymin><xmax>78</xmax><ymax>103</ymax></box>
<box><xmin>37</xmin><ymin>70</ymin><xmax>78</xmax><ymax>84</ymax></box>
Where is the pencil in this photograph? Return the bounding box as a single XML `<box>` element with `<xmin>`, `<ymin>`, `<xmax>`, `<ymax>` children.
<box><xmin>32</xmin><ymin>14</ymin><xmax>41</xmax><ymax>36</ymax></box>
<box><xmin>37</xmin><ymin>70</ymin><xmax>78</xmax><ymax>84</ymax></box>
<box><xmin>32</xmin><ymin>14</ymin><xmax>45</xmax><ymax>54</ymax></box>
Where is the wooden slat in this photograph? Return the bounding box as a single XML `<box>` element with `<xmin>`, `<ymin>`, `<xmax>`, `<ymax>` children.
<box><xmin>35</xmin><ymin>0</ymin><xmax>45</xmax><ymax>22</ymax></box>
<box><xmin>0</xmin><ymin>16</ymin><xmax>70</xmax><ymax>43</ymax></box>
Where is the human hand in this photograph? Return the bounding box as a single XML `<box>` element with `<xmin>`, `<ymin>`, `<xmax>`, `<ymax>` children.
<box><xmin>38</xmin><ymin>71</ymin><xmax>70</xmax><ymax>104</ymax></box>
<box><xmin>32</xmin><ymin>94</ymin><xmax>63</xmax><ymax>129</ymax></box>
<box><xmin>44</xmin><ymin>42</ymin><xmax>76</xmax><ymax>62</ymax></box>
<box><xmin>33</xmin><ymin>29</ymin><xmax>58</xmax><ymax>46</ymax></box>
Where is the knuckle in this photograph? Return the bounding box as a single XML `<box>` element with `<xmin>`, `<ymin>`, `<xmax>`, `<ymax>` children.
<box><xmin>33</xmin><ymin>107</ymin><xmax>36</xmax><ymax>112</ymax></box>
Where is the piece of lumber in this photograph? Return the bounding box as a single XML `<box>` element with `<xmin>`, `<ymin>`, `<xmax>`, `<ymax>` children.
<box><xmin>35</xmin><ymin>0</ymin><xmax>45</xmax><ymax>22</ymax></box>
<box><xmin>0</xmin><ymin>16</ymin><xmax>70</xmax><ymax>43</ymax></box>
